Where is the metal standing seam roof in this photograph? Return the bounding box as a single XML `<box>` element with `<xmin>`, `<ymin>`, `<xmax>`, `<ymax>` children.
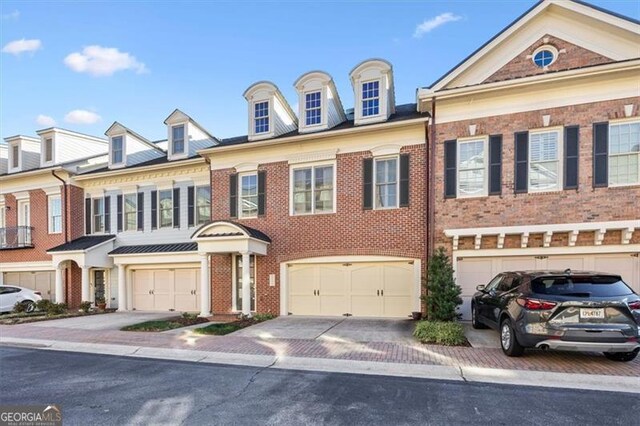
<box><xmin>47</xmin><ymin>235</ymin><xmax>115</xmax><ymax>252</ymax></box>
<box><xmin>108</xmin><ymin>242</ymin><xmax>199</xmax><ymax>255</ymax></box>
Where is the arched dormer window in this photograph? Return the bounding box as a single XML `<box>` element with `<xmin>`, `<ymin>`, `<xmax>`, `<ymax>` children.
<box><xmin>243</xmin><ymin>81</ymin><xmax>298</xmax><ymax>141</ymax></box>
<box><xmin>349</xmin><ymin>59</ymin><xmax>396</xmax><ymax>126</ymax></box>
<box><xmin>293</xmin><ymin>71</ymin><xmax>346</xmax><ymax>134</ymax></box>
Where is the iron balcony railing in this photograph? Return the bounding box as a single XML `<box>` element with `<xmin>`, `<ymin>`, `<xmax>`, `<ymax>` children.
<box><xmin>0</xmin><ymin>226</ymin><xmax>34</xmax><ymax>249</ymax></box>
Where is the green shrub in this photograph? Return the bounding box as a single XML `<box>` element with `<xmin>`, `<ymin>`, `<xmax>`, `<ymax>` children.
<box><xmin>12</xmin><ymin>301</ymin><xmax>29</xmax><ymax>313</ymax></box>
<box><xmin>79</xmin><ymin>301</ymin><xmax>92</xmax><ymax>313</ymax></box>
<box><xmin>413</xmin><ymin>320</ymin><xmax>467</xmax><ymax>346</ymax></box>
<box><xmin>181</xmin><ymin>312</ymin><xmax>198</xmax><ymax>321</ymax></box>
<box><xmin>35</xmin><ymin>300</ymin><xmax>67</xmax><ymax>316</ymax></box>
<box><xmin>252</xmin><ymin>313</ymin><xmax>275</xmax><ymax>322</ymax></box>
<box><xmin>422</xmin><ymin>247</ymin><xmax>463</xmax><ymax>321</ymax></box>
<box><xmin>35</xmin><ymin>299</ymin><xmax>53</xmax><ymax>312</ymax></box>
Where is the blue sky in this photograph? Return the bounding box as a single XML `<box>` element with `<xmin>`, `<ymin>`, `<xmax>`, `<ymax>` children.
<box><xmin>1</xmin><ymin>1</ymin><xmax>638</xmax><ymax>142</ymax></box>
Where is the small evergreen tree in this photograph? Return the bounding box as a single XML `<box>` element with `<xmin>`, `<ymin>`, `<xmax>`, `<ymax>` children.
<box><xmin>422</xmin><ymin>247</ymin><xmax>462</xmax><ymax>321</ymax></box>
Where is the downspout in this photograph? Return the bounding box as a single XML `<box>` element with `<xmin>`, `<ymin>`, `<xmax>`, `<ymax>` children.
<box><xmin>51</xmin><ymin>170</ymin><xmax>69</xmax><ymax>243</ymax></box>
<box><xmin>428</xmin><ymin>98</ymin><xmax>436</xmax><ymax>259</ymax></box>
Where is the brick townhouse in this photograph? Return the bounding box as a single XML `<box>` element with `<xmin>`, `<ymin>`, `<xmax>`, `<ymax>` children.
<box><xmin>417</xmin><ymin>0</ymin><xmax>640</xmax><ymax>319</ymax></box>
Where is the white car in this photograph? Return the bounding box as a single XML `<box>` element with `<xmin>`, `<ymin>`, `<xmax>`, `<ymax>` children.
<box><xmin>0</xmin><ymin>285</ymin><xmax>43</xmax><ymax>313</ymax></box>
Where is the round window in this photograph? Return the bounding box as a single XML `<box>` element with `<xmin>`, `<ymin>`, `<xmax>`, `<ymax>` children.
<box><xmin>533</xmin><ymin>49</ymin><xmax>555</xmax><ymax>68</ymax></box>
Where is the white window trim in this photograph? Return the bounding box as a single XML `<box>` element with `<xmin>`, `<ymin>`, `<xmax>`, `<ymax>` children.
<box><xmin>92</xmin><ymin>197</ymin><xmax>106</xmax><ymax>234</ymax></box>
<box><xmin>253</xmin><ymin>100</ymin><xmax>270</xmax><ymax>135</ymax></box>
<box><xmin>170</xmin><ymin>123</ymin><xmax>188</xmax><ymax>159</ymax></box>
<box><xmin>231</xmin><ymin>254</ymin><xmax>257</xmax><ymax>313</ymax></box>
<box><xmin>607</xmin><ymin>118</ymin><xmax>640</xmax><ymax>188</ymax></box>
<box><xmin>195</xmin><ymin>185</ymin><xmax>211</xmax><ymax>226</ymax></box>
<box><xmin>110</xmin><ymin>135</ymin><xmax>126</xmax><ymax>168</ymax></box>
<box><xmin>157</xmin><ymin>189</ymin><xmax>174</xmax><ymax>229</ymax></box>
<box><xmin>303</xmin><ymin>90</ymin><xmax>323</xmax><ymax>128</ymax></box>
<box><xmin>373</xmin><ymin>155</ymin><xmax>400</xmax><ymax>210</ymax></box>
<box><xmin>289</xmin><ymin>160</ymin><xmax>337</xmax><ymax>216</ymax></box>
<box><xmin>238</xmin><ymin>172</ymin><xmax>259</xmax><ymax>219</ymax></box>
<box><xmin>17</xmin><ymin>200</ymin><xmax>30</xmax><ymax>227</ymax></box>
<box><xmin>48</xmin><ymin>194</ymin><xmax>62</xmax><ymax>234</ymax></box>
<box><xmin>527</xmin><ymin>127</ymin><xmax>564</xmax><ymax>193</ymax></box>
<box><xmin>531</xmin><ymin>45</ymin><xmax>559</xmax><ymax>69</ymax></box>
<box><xmin>361</xmin><ymin>79</ymin><xmax>382</xmax><ymax>119</ymax></box>
<box><xmin>43</xmin><ymin>137</ymin><xmax>54</xmax><ymax>165</ymax></box>
<box><xmin>9</xmin><ymin>143</ymin><xmax>20</xmax><ymax>171</ymax></box>
<box><xmin>123</xmin><ymin>193</ymin><xmax>138</xmax><ymax>232</ymax></box>
<box><xmin>0</xmin><ymin>204</ymin><xmax>5</xmax><ymax>246</ymax></box>
<box><xmin>456</xmin><ymin>136</ymin><xmax>489</xmax><ymax>199</ymax></box>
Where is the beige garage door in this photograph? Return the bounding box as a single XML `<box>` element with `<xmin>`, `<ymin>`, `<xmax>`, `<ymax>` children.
<box><xmin>3</xmin><ymin>271</ymin><xmax>55</xmax><ymax>300</ymax></box>
<box><xmin>456</xmin><ymin>253</ymin><xmax>639</xmax><ymax>320</ymax></box>
<box><xmin>132</xmin><ymin>268</ymin><xmax>200</xmax><ymax>312</ymax></box>
<box><xmin>289</xmin><ymin>262</ymin><xmax>414</xmax><ymax>317</ymax></box>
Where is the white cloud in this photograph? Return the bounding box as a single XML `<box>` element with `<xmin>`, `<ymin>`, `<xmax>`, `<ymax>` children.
<box><xmin>36</xmin><ymin>114</ymin><xmax>56</xmax><ymax>127</ymax></box>
<box><xmin>64</xmin><ymin>110</ymin><xmax>102</xmax><ymax>125</ymax></box>
<box><xmin>2</xmin><ymin>38</ymin><xmax>42</xmax><ymax>55</ymax></box>
<box><xmin>413</xmin><ymin>13</ymin><xmax>462</xmax><ymax>38</ymax></box>
<box><xmin>2</xmin><ymin>10</ymin><xmax>20</xmax><ymax>20</ymax></box>
<box><xmin>64</xmin><ymin>45</ymin><xmax>148</xmax><ymax>77</ymax></box>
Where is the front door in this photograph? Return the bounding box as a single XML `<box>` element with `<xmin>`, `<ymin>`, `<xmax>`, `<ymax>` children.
<box><xmin>93</xmin><ymin>270</ymin><xmax>106</xmax><ymax>304</ymax></box>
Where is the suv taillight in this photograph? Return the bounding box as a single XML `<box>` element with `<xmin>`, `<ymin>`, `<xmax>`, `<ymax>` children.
<box><xmin>628</xmin><ymin>300</ymin><xmax>640</xmax><ymax>310</ymax></box>
<box><xmin>33</xmin><ymin>291</ymin><xmax>42</xmax><ymax>296</ymax></box>
<box><xmin>517</xmin><ymin>298</ymin><xmax>557</xmax><ymax>310</ymax></box>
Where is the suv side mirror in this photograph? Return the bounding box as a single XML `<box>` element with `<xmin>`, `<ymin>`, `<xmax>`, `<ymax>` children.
<box><xmin>476</xmin><ymin>285</ymin><xmax>486</xmax><ymax>292</ymax></box>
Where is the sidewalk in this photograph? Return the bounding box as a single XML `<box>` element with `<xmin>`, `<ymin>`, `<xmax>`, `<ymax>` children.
<box><xmin>1</xmin><ymin>323</ymin><xmax>639</xmax><ymax>393</ymax></box>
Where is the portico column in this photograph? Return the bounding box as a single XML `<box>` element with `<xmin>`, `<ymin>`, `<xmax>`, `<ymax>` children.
<box><xmin>54</xmin><ymin>263</ymin><xmax>64</xmax><ymax>304</ymax></box>
<box><xmin>117</xmin><ymin>264</ymin><xmax>127</xmax><ymax>312</ymax></box>
<box><xmin>81</xmin><ymin>266</ymin><xmax>90</xmax><ymax>303</ymax></box>
<box><xmin>241</xmin><ymin>251</ymin><xmax>252</xmax><ymax>317</ymax></box>
<box><xmin>199</xmin><ymin>254</ymin><xmax>211</xmax><ymax>317</ymax></box>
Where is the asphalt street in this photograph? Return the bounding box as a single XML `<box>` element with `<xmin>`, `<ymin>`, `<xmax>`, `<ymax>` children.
<box><xmin>0</xmin><ymin>346</ymin><xmax>637</xmax><ymax>425</ymax></box>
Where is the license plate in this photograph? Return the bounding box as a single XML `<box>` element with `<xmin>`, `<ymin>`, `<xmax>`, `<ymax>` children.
<box><xmin>580</xmin><ymin>308</ymin><xmax>605</xmax><ymax>319</ymax></box>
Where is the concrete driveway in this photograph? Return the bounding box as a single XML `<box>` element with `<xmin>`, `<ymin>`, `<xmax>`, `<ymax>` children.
<box><xmin>32</xmin><ymin>312</ymin><xmax>174</xmax><ymax>331</ymax></box>
<box><xmin>232</xmin><ymin>316</ymin><xmax>415</xmax><ymax>343</ymax></box>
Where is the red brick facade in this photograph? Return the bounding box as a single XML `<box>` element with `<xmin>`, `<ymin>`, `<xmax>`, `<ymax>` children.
<box><xmin>433</xmin><ymin>96</ymin><xmax>640</xmax><ymax>252</ymax></box>
<box><xmin>484</xmin><ymin>34</ymin><xmax>614</xmax><ymax>84</ymax></box>
<box><xmin>209</xmin><ymin>143</ymin><xmax>428</xmax><ymax>315</ymax></box>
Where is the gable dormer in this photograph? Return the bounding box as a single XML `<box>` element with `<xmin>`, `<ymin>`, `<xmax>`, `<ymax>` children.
<box><xmin>243</xmin><ymin>81</ymin><xmax>298</xmax><ymax>141</ymax></box>
<box><xmin>36</xmin><ymin>128</ymin><xmax>108</xmax><ymax>167</ymax></box>
<box><xmin>4</xmin><ymin>135</ymin><xmax>40</xmax><ymax>174</ymax></box>
<box><xmin>105</xmin><ymin>122</ymin><xmax>164</xmax><ymax>169</ymax></box>
<box><xmin>294</xmin><ymin>71</ymin><xmax>347</xmax><ymax>134</ymax></box>
<box><xmin>349</xmin><ymin>59</ymin><xmax>396</xmax><ymax>126</ymax></box>
<box><xmin>164</xmin><ymin>109</ymin><xmax>218</xmax><ymax>160</ymax></box>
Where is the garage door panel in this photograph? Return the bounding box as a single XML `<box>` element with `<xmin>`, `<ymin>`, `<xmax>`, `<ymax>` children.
<box><xmin>318</xmin><ymin>265</ymin><xmax>345</xmax><ymax>296</ymax></box>
<box><xmin>4</xmin><ymin>271</ymin><xmax>55</xmax><ymax>300</ymax></box>
<box><xmin>350</xmin><ymin>295</ymin><xmax>382</xmax><ymax>317</ymax></box>
<box><xmin>290</xmin><ymin>295</ymin><xmax>319</xmax><ymax>315</ymax></box>
<box><xmin>546</xmin><ymin>257</ymin><xmax>585</xmax><ymax>271</ymax></box>
<box><xmin>289</xmin><ymin>266</ymin><xmax>316</xmax><ymax>296</ymax></box>
<box><xmin>133</xmin><ymin>271</ymin><xmax>154</xmax><ymax>311</ymax></box>
<box><xmin>319</xmin><ymin>296</ymin><xmax>347</xmax><ymax>316</ymax></box>
<box><xmin>382</xmin><ymin>264</ymin><xmax>413</xmax><ymax>296</ymax></box>
<box><xmin>174</xmin><ymin>269</ymin><xmax>199</xmax><ymax>312</ymax></box>
<box><xmin>501</xmin><ymin>257</ymin><xmax>536</xmax><ymax>272</ymax></box>
<box><xmin>350</xmin><ymin>265</ymin><xmax>381</xmax><ymax>295</ymax></box>
<box><xmin>594</xmin><ymin>255</ymin><xmax>637</xmax><ymax>292</ymax></box>
<box><xmin>132</xmin><ymin>268</ymin><xmax>198</xmax><ymax>312</ymax></box>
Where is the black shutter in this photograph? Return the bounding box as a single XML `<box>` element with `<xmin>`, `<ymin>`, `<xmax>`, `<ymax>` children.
<box><xmin>258</xmin><ymin>171</ymin><xmax>266</xmax><ymax>216</ymax></box>
<box><xmin>514</xmin><ymin>131</ymin><xmax>529</xmax><ymax>193</ymax></box>
<box><xmin>173</xmin><ymin>188</ymin><xmax>180</xmax><ymax>228</ymax></box>
<box><xmin>593</xmin><ymin>122</ymin><xmax>608</xmax><ymax>188</ymax></box>
<box><xmin>564</xmin><ymin>126</ymin><xmax>579</xmax><ymax>190</ymax></box>
<box><xmin>151</xmin><ymin>191</ymin><xmax>157</xmax><ymax>230</ymax></box>
<box><xmin>188</xmin><ymin>186</ymin><xmax>195</xmax><ymax>227</ymax></box>
<box><xmin>444</xmin><ymin>140</ymin><xmax>457</xmax><ymax>198</ymax></box>
<box><xmin>399</xmin><ymin>154</ymin><xmax>410</xmax><ymax>207</ymax></box>
<box><xmin>85</xmin><ymin>198</ymin><xmax>91</xmax><ymax>235</ymax></box>
<box><xmin>229</xmin><ymin>174</ymin><xmax>238</xmax><ymax>218</ymax></box>
<box><xmin>489</xmin><ymin>135</ymin><xmax>502</xmax><ymax>195</ymax></box>
<box><xmin>137</xmin><ymin>192</ymin><xmax>144</xmax><ymax>231</ymax></box>
<box><xmin>117</xmin><ymin>195</ymin><xmax>123</xmax><ymax>232</ymax></box>
<box><xmin>363</xmin><ymin>158</ymin><xmax>373</xmax><ymax>209</ymax></box>
<box><xmin>104</xmin><ymin>196</ymin><xmax>111</xmax><ymax>233</ymax></box>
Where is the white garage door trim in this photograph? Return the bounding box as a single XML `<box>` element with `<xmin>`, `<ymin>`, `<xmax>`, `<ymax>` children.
<box><xmin>130</xmin><ymin>266</ymin><xmax>200</xmax><ymax>312</ymax></box>
<box><xmin>280</xmin><ymin>256</ymin><xmax>421</xmax><ymax>316</ymax></box>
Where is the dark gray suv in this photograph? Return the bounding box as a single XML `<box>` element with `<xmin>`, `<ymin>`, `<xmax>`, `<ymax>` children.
<box><xmin>471</xmin><ymin>270</ymin><xmax>640</xmax><ymax>361</ymax></box>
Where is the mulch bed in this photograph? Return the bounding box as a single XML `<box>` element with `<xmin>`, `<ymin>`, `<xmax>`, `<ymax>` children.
<box><xmin>0</xmin><ymin>310</ymin><xmax>115</xmax><ymax>325</ymax></box>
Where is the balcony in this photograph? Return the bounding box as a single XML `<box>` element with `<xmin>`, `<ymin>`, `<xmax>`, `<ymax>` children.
<box><xmin>0</xmin><ymin>226</ymin><xmax>34</xmax><ymax>250</ymax></box>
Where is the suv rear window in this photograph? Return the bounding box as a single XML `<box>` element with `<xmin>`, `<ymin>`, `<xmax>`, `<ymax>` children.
<box><xmin>531</xmin><ymin>275</ymin><xmax>633</xmax><ymax>297</ymax></box>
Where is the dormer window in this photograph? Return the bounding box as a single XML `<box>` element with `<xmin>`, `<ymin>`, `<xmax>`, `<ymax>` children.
<box><xmin>362</xmin><ymin>81</ymin><xmax>380</xmax><ymax>117</ymax></box>
<box><xmin>44</xmin><ymin>138</ymin><xmax>53</xmax><ymax>163</ymax></box>
<box><xmin>254</xmin><ymin>101</ymin><xmax>270</xmax><ymax>134</ymax></box>
<box><xmin>305</xmin><ymin>92</ymin><xmax>322</xmax><ymax>126</ymax></box>
<box><xmin>11</xmin><ymin>145</ymin><xmax>19</xmax><ymax>168</ymax></box>
<box><xmin>172</xmin><ymin>125</ymin><xmax>185</xmax><ymax>154</ymax></box>
<box><xmin>112</xmin><ymin>136</ymin><xmax>124</xmax><ymax>164</ymax></box>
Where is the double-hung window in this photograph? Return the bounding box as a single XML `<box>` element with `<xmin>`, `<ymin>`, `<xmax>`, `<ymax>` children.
<box><xmin>239</xmin><ymin>174</ymin><xmax>258</xmax><ymax>218</ymax></box>
<box><xmin>529</xmin><ymin>130</ymin><xmax>561</xmax><ymax>192</ymax></box>
<box><xmin>292</xmin><ymin>164</ymin><xmax>334</xmax><ymax>215</ymax></box>
<box><xmin>124</xmin><ymin>194</ymin><xmax>137</xmax><ymax>231</ymax></box>
<box><xmin>609</xmin><ymin>121</ymin><xmax>640</xmax><ymax>186</ymax></box>
<box><xmin>44</xmin><ymin>138</ymin><xmax>53</xmax><ymax>163</ymax></box>
<box><xmin>93</xmin><ymin>198</ymin><xmax>105</xmax><ymax>233</ymax></box>
<box><xmin>112</xmin><ymin>136</ymin><xmax>123</xmax><ymax>164</ymax></box>
<box><xmin>374</xmin><ymin>157</ymin><xmax>398</xmax><ymax>209</ymax></box>
<box><xmin>458</xmin><ymin>139</ymin><xmax>487</xmax><ymax>197</ymax></box>
<box><xmin>11</xmin><ymin>145</ymin><xmax>19</xmax><ymax>168</ymax></box>
<box><xmin>254</xmin><ymin>101</ymin><xmax>269</xmax><ymax>134</ymax></box>
<box><xmin>172</xmin><ymin>125</ymin><xmax>185</xmax><ymax>155</ymax></box>
<box><xmin>158</xmin><ymin>190</ymin><xmax>173</xmax><ymax>228</ymax></box>
<box><xmin>48</xmin><ymin>195</ymin><xmax>62</xmax><ymax>234</ymax></box>
<box><xmin>305</xmin><ymin>92</ymin><xmax>322</xmax><ymax>126</ymax></box>
<box><xmin>362</xmin><ymin>81</ymin><xmax>380</xmax><ymax>117</ymax></box>
<box><xmin>196</xmin><ymin>186</ymin><xmax>211</xmax><ymax>225</ymax></box>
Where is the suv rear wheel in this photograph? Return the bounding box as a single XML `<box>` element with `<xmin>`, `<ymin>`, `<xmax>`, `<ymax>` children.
<box><xmin>471</xmin><ymin>304</ymin><xmax>486</xmax><ymax>329</ymax></box>
<box><xmin>500</xmin><ymin>318</ymin><xmax>524</xmax><ymax>357</ymax></box>
<box><xmin>604</xmin><ymin>349</ymin><xmax>639</xmax><ymax>362</ymax></box>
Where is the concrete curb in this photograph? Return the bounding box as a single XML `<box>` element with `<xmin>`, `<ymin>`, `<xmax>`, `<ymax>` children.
<box><xmin>1</xmin><ymin>337</ymin><xmax>637</xmax><ymax>394</ymax></box>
